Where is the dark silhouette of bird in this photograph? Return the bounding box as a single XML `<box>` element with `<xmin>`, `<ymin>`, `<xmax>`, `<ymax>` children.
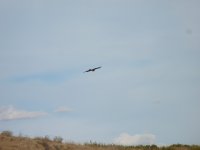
<box><xmin>84</xmin><ymin>67</ymin><xmax>102</xmax><ymax>73</ymax></box>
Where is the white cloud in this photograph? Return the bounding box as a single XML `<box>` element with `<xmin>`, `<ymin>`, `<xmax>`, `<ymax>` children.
<box><xmin>114</xmin><ymin>133</ymin><xmax>156</xmax><ymax>146</ymax></box>
<box><xmin>0</xmin><ymin>106</ymin><xmax>47</xmax><ymax>121</ymax></box>
<box><xmin>54</xmin><ymin>106</ymin><xmax>72</xmax><ymax>113</ymax></box>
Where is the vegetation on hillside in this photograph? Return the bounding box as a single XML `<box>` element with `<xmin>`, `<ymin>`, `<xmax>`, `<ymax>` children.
<box><xmin>0</xmin><ymin>131</ymin><xmax>200</xmax><ymax>150</ymax></box>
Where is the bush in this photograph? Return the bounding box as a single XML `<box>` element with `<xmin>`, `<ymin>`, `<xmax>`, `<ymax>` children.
<box><xmin>1</xmin><ymin>130</ymin><xmax>13</xmax><ymax>137</ymax></box>
<box><xmin>38</xmin><ymin>140</ymin><xmax>50</xmax><ymax>150</ymax></box>
<box><xmin>53</xmin><ymin>136</ymin><xmax>63</xmax><ymax>143</ymax></box>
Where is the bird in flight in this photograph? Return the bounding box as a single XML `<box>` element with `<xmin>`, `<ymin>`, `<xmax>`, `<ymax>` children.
<box><xmin>84</xmin><ymin>66</ymin><xmax>102</xmax><ymax>73</ymax></box>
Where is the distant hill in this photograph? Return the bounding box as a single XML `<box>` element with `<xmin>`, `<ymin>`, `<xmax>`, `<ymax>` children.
<box><xmin>0</xmin><ymin>131</ymin><xmax>200</xmax><ymax>150</ymax></box>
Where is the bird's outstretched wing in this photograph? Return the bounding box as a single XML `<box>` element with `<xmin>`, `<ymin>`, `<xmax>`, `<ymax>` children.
<box><xmin>94</xmin><ymin>66</ymin><xmax>101</xmax><ymax>70</ymax></box>
<box><xmin>84</xmin><ymin>69</ymin><xmax>91</xmax><ymax>73</ymax></box>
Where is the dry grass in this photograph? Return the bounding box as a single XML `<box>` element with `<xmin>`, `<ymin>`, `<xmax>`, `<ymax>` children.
<box><xmin>0</xmin><ymin>132</ymin><xmax>200</xmax><ymax>150</ymax></box>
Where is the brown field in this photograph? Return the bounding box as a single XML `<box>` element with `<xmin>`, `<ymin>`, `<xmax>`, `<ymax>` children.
<box><xmin>0</xmin><ymin>131</ymin><xmax>200</xmax><ymax>150</ymax></box>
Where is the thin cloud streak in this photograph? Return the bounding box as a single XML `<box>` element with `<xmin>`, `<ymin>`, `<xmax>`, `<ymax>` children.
<box><xmin>0</xmin><ymin>106</ymin><xmax>47</xmax><ymax>121</ymax></box>
<box><xmin>54</xmin><ymin>106</ymin><xmax>73</xmax><ymax>113</ymax></box>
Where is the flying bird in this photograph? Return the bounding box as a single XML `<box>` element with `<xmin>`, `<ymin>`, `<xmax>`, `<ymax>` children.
<box><xmin>84</xmin><ymin>67</ymin><xmax>102</xmax><ymax>73</ymax></box>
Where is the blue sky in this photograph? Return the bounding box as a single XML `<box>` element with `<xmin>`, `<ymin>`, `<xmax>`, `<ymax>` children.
<box><xmin>0</xmin><ymin>0</ymin><xmax>200</xmax><ymax>145</ymax></box>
